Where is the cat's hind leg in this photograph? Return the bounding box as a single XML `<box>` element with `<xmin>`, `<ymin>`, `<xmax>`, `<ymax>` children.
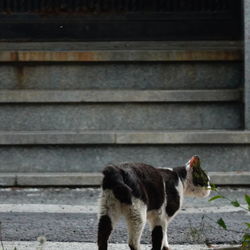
<box><xmin>123</xmin><ymin>198</ymin><xmax>147</xmax><ymax>250</ymax></box>
<box><xmin>97</xmin><ymin>190</ymin><xmax>121</xmax><ymax>250</ymax></box>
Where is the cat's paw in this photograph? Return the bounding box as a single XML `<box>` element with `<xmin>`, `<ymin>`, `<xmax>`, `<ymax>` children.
<box><xmin>162</xmin><ymin>247</ymin><xmax>171</xmax><ymax>250</ymax></box>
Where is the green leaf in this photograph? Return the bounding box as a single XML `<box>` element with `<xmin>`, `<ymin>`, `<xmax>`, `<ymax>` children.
<box><xmin>242</xmin><ymin>241</ymin><xmax>250</xmax><ymax>248</ymax></box>
<box><xmin>244</xmin><ymin>234</ymin><xmax>250</xmax><ymax>240</ymax></box>
<box><xmin>242</xmin><ymin>234</ymin><xmax>250</xmax><ymax>249</ymax></box>
<box><xmin>245</xmin><ymin>223</ymin><xmax>250</xmax><ymax>229</ymax></box>
<box><xmin>209</xmin><ymin>195</ymin><xmax>224</xmax><ymax>202</ymax></box>
<box><xmin>217</xmin><ymin>218</ymin><xmax>227</xmax><ymax>230</ymax></box>
<box><xmin>210</xmin><ymin>183</ymin><xmax>217</xmax><ymax>191</ymax></box>
<box><xmin>231</xmin><ymin>200</ymin><xmax>240</xmax><ymax>207</ymax></box>
<box><xmin>245</xmin><ymin>194</ymin><xmax>250</xmax><ymax>210</ymax></box>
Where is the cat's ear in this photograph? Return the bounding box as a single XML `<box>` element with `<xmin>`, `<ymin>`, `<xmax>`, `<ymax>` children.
<box><xmin>186</xmin><ymin>155</ymin><xmax>200</xmax><ymax>169</ymax></box>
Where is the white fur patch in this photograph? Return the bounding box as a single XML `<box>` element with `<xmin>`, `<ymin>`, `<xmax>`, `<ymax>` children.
<box><xmin>184</xmin><ymin>163</ymin><xmax>211</xmax><ymax>198</ymax></box>
<box><xmin>99</xmin><ymin>190</ymin><xmax>147</xmax><ymax>250</ymax></box>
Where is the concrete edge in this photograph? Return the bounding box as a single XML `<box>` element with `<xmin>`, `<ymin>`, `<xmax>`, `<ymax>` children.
<box><xmin>209</xmin><ymin>172</ymin><xmax>250</xmax><ymax>185</ymax></box>
<box><xmin>0</xmin><ymin>89</ymin><xmax>242</xmax><ymax>103</ymax></box>
<box><xmin>0</xmin><ymin>49</ymin><xmax>242</xmax><ymax>62</ymax></box>
<box><xmin>0</xmin><ymin>130</ymin><xmax>250</xmax><ymax>145</ymax></box>
<box><xmin>0</xmin><ymin>241</ymin><xmax>213</xmax><ymax>250</ymax></box>
<box><xmin>0</xmin><ymin>172</ymin><xmax>249</xmax><ymax>186</ymax></box>
<box><xmin>0</xmin><ymin>41</ymin><xmax>243</xmax><ymax>50</ymax></box>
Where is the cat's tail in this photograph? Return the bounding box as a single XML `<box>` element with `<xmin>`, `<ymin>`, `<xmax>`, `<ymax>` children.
<box><xmin>102</xmin><ymin>164</ymin><xmax>133</xmax><ymax>204</ymax></box>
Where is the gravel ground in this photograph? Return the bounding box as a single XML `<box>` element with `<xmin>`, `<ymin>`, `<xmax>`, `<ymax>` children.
<box><xmin>0</xmin><ymin>187</ymin><xmax>248</xmax><ymax>245</ymax></box>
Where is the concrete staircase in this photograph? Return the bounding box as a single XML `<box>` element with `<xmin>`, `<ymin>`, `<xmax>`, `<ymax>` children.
<box><xmin>0</xmin><ymin>41</ymin><xmax>246</xmax><ymax>186</ymax></box>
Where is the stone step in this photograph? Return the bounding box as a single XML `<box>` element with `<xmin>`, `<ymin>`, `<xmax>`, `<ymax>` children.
<box><xmin>0</xmin><ymin>41</ymin><xmax>242</xmax><ymax>51</ymax></box>
<box><xmin>0</xmin><ymin>41</ymin><xmax>242</xmax><ymax>90</ymax></box>
<box><xmin>0</xmin><ymin>89</ymin><xmax>241</xmax><ymax>103</ymax></box>
<box><xmin>0</xmin><ymin>41</ymin><xmax>242</xmax><ymax>62</ymax></box>
<box><xmin>0</xmin><ymin>130</ymin><xmax>248</xmax><ymax>145</ymax></box>
<box><xmin>0</xmin><ymin>103</ymin><xmax>242</xmax><ymax>130</ymax></box>
<box><xmin>0</xmin><ymin>136</ymin><xmax>248</xmax><ymax>173</ymax></box>
<box><xmin>0</xmin><ymin>172</ymin><xmax>249</xmax><ymax>186</ymax></box>
<box><xmin>0</xmin><ymin>61</ymin><xmax>241</xmax><ymax>90</ymax></box>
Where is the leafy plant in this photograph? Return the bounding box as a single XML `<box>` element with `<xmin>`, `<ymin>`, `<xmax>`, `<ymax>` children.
<box><xmin>209</xmin><ymin>184</ymin><xmax>250</xmax><ymax>249</ymax></box>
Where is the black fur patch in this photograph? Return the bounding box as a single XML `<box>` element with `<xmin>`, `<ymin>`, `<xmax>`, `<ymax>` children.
<box><xmin>129</xmin><ymin>244</ymin><xmax>136</xmax><ymax>250</ymax></box>
<box><xmin>173</xmin><ymin>166</ymin><xmax>187</xmax><ymax>182</ymax></box>
<box><xmin>102</xmin><ymin>165</ymin><xmax>132</xmax><ymax>204</ymax></box>
<box><xmin>151</xmin><ymin>226</ymin><xmax>163</xmax><ymax>250</ymax></box>
<box><xmin>102</xmin><ymin>163</ymin><xmax>165</xmax><ymax>210</ymax></box>
<box><xmin>192</xmin><ymin>166</ymin><xmax>209</xmax><ymax>187</ymax></box>
<box><xmin>162</xmin><ymin>247</ymin><xmax>169</xmax><ymax>250</ymax></box>
<box><xmin>160</xmin><ymin>169</ymin><xmax>180</xmax><ymax>217</ymax></box>
<box><xmin>97</xmin><ymin>215</ymin><xmax>112</xmax><ymax>250</ymax></box>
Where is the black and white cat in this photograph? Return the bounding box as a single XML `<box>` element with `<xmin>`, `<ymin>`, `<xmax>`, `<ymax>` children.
<box><xmin>97</xmin><ymin>156</ymin><xmax>211</xmax><ymax>250</ymax></box>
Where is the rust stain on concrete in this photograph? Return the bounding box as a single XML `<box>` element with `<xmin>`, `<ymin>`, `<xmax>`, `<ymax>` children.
<box><xmin>0</xmin><ymin>50</ymin><xmax>243</xmax><ymax>62</ymax></box>
<box><xmin>15</xmin><ymin>65</ymin><xmax>26</xmax><ymax>89</ymax></box>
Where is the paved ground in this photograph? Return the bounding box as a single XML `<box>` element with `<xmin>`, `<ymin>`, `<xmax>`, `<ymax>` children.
<box><xmin>1</xmin><ymin>242</ymin><xmax>228</xmax><ymax>250</ymax></box>
<box><xmin>0</xmin><ymin>187</ymin><xmax>248</xmax><ymax>249</ymax></box>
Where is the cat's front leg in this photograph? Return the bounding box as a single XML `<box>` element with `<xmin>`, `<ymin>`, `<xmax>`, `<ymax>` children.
<box><xmin>148</xmin><ymin>209</ymin><xmax>168</xmax><ymax>250</ymax></box>
<box><xmin>149</xmin><ymin>218</ymin><xmax>171</xmax><ymax>250</ymax></box>
<box><xmin>151</xmin><ymin>224</ymin><xmax>172</xmax><ymax>250</ymax></box>
<box><xmin>162</xmin><ymin>229</ymin><xmax>171</xmax><ymax>250</ymax></box>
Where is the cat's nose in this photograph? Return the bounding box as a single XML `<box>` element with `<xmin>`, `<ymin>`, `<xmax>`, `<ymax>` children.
<box><xmin>191</xmin><ymin>155</ymin><xmax>200</xmax><ymax>161</ymax></box>
<box><xmin>190</xmin><ymin>155</ymin><xmax>200</xmax><ymax>168</ymax></box>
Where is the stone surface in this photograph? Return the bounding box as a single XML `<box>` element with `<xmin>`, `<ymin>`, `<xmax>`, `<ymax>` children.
<box><xmin>245</xmin><ymin>0</ymin><xmax>250</xmax><ymax>129</ymax></box>
<box><xmin>0</xmin><ymin>187</ymin><xmax>247</xmax><ymax>248</ymax></box>
<box><xmin>0</xmin><ymin>103</ymin><xmax>242</xmax><ymax>130</ymax></box>
<box><xmin>0</xmin><ymin>187</ymin><xmax>248</xmax><ymax>245</ymax></box>
<box><xmin>0</xmin><ymin>173</ymin><xmax>16</xmax><ymax>186</ymax></box>
<box><xmin>16</xmin><ymin>173</ymin><xmax>102</xmax><ymax>186</ymax></box>
<box><xmin>0</xmin><ymin>131</ymin><xmax>115</xmax><ymax>145</ymax></box>
<box><xmin>0</xmin><ymin>41</ymin><xmax>244</xmax><ymax>183</ymax></box>
<box><xmin>0</xmin><ymin>41</ymin><xmax>242</xmax><ymax>50</ymax></box>
<box><xmin>0</xmin><ymin>212</ymin><xmax>247</xmax><ymax>244</ymax></box>
<box><xmin>0</xmin><ymin>145</ymin><xmax>249</xmax><ymax>173</ymax></box>
<box><xmin>1</xmin><ymin>242</ymin><xmax>209</xmax><ymax>250</ymax></box>
<box><xmin>0</xmin><ymin>89</ymin><xmax>241</xmax><ymax>103</ymax></box>
<box><xmin>1</xmin><ymin>130</ymin><xmax>250</xmax><ymax>145</ymax></box>
<box><xmin>209</xmin><ymin>172</ymin><xmax>250</xmax><ymax>185</ymax></box>
<box><xmin>0</xmin><ymin>49</ymin><xmax>242</xmax><ymax>62</ymax></box>
<box><xmin>115</xmin><ymin>131</ymin><xmax>250</xmax><ymax>144</ymax></box>
<box><xmin>0</xmin><ymin>62</ymin><xmax>242</xmax><ymax>90</ymax></box>
<box><xmin>3</xmin><ymin>172</ymin><xmax>248</xmax><ymax>186</ymax></box>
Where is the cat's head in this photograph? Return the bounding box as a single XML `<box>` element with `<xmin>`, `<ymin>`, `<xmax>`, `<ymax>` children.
<box><xmin>184</xmin><ymin>155</ymin><xmax>211</xmax><ymax>198</ymax></box>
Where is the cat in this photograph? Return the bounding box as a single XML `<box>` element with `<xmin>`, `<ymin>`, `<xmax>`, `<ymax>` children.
<box><xmin>97</xmin><ymin>155</ymin><xmax>211</xmax><ymax>250</ymax></box>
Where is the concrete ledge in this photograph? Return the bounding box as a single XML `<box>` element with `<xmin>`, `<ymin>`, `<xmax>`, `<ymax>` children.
<box><xmin>0</xmin><ymin>131</ymin><xmax>115</xmax><ymax>145</ymax></box>
<box><xmin>0</xmin><ymin>90</ymin><xmax>241</xmax><ymax>103</ymax></box>
<box><xmin>1</xmin><ymin>242</ymin><xmax>209</xmax><ymax>250</ymax></box>
<box><xmin>209</xmin><ymin>172</ymin><xmax>250</xmax><ymax>185</ymax></box>
<box><xmin>0</xmin><ymin>44</ymin><xmax>243</xmax><ymax>62</ymax></box>
<box><xmin>0</xmin><ymin>173</ymin><xmax>16</xmax><ymax>186</ymax></box>
<box><xmin>0</xmin><ymin>41</ymin><xmax>242</xmax><ymax>51</ymax></box>
<box><xmin>16</xmin><ymin>173</ymin><xmax>102</xmax><ymax>186</ymax></box>
<box><xmin>0</xmin><ymin>130</ymin><xmax>250</xmax><ymax>145</ymax></box>
<box><xmin>116</xmin><ymin>130</ymin><xmax>250</xmax><ymax>144</ymax></box>
<box><xmin>0</xmin><ymin>172</ymin><xmax>248</xmax><ymax>186</ymax></box>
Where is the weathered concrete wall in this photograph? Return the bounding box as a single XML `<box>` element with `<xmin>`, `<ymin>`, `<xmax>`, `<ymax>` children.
<box><xmin>0</xmin><ymin>41</ymin><xmax>245</xmax><ymax>184</ymax></box>
<box><xmin>245</xmin><ymin>0</ymin><xmax>250</xmax><ymax>129</ymax></box>
<box><xmin>0</xmin><ymin>62</ymin><xmax>242</xmax><ymax>90</ymax></box>
<box><xmin>0</xmin><ymin>145</ymin><xmax>248</xmax><ymax>173</ymax></box>
<box><xmin>0</xmin><ymin>103</ymin><xmax>242</xmax><ymax>130</ymax></box>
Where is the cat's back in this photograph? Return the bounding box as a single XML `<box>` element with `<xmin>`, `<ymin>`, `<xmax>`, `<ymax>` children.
<box><xmin>102</xmin><ymin>162</ymin><xmax>166</xmax><ymax>211</ymax></box>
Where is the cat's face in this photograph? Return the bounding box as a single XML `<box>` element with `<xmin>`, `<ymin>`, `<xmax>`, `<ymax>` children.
<box><xmin>185</xmin><ymin>156</ymin><xmax>211</xmax><ymax>198</ymax></box>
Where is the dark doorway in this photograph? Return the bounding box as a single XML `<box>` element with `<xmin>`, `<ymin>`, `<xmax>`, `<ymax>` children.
<box><xmin>0</xmin><ymin>0</ymin><xmax>242</xmax><ymax>41</ymax></box>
